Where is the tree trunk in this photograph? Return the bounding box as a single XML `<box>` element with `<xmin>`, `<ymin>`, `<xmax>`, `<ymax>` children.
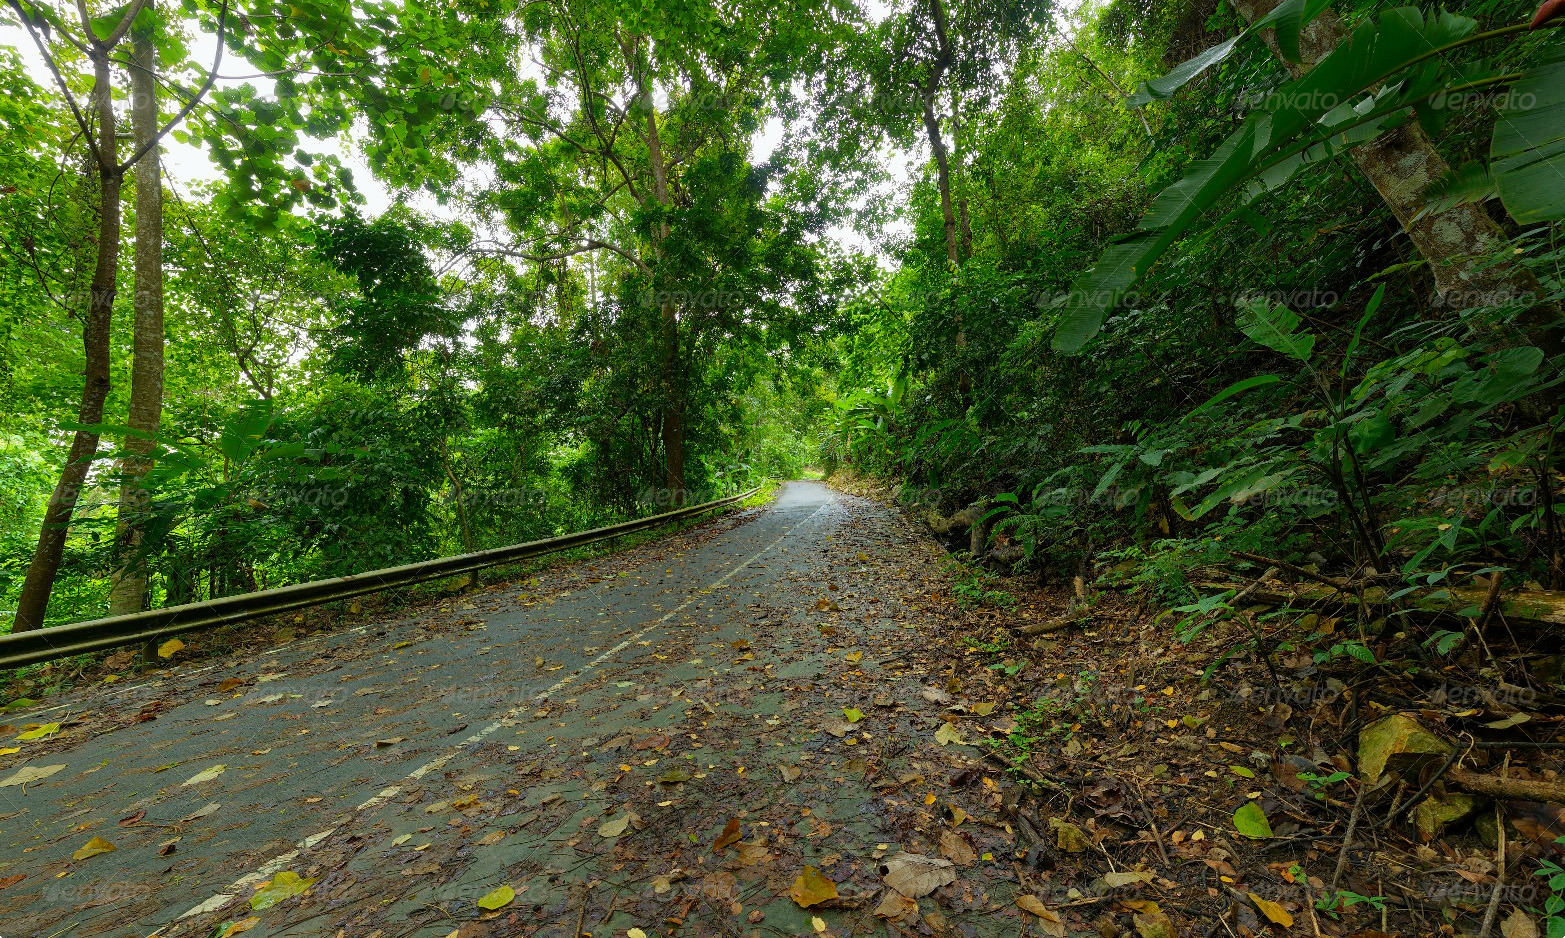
<box><xmin>10</xmin><ymin>53</ymin><xmax>123</xmax><ymax>633</ymax></box>
<box><xmin>918</xmin><ymin>0</ymin><xmax>971</xmax><ymax>402</ymax></box>
<box><xmin>1233</xmin><ymin>0</ymin><xmax>1564</xmax><ymax>359</ymax></box>
<box><xmin>630</xmin><ymin>48</ymin><xmax>688</xmax><ymax>504</ymax></box>
<box><xmin>110</xmin><ymin>17</ymin><xmax>166</xmax><ymax>617</ymax></box>
<box><xmin>920</xmin><ymin>0</ymin><xmax>959</xmax><ymax>269</ymax></box>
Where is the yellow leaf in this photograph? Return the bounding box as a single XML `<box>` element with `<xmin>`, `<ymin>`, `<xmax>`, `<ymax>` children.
<box><xmin>1248</xmin><ymin>892</ymin><xmax>1294</xmax><ymax>928</ymax></box>
<box><xmin>250</xmin><ymin>871</ymin><xmax>315</xmax><ymax>910</ymax></box>
<box><xmin>790</xmin><ymin>866</ymin><xmax>838</xmax><ymax>908</ymax></box>
<box><xmin>17</xmin><ymin>722</ymin><xmax>60</xmax><ymax>741</ymax></box>
<box><xmin>158</xmin><ymin>638</ymin><xmax>185</xmax><ymax>658</ymax></box>
<box><xmin>182</xmin><ymin>764</ymin><xmax>227</xmax><ymax>786</ymax></box>
<box><xmin>1016</xmin><ymin>895</ymin><xmax>1067</xmax><ymax>936</ymax></box>
<box><xmin>627</xmin><ymin>930</ymin><xmax>647</xmax><ymax>938</ymax></box>
<box><xmin>0</xmin><ymin>747</ymin><xmax>18</xmax><ymax>755</ymax></box>
<box><xmin>970</xmin><ymin>701</ymin><xmax>996</xmax><ymax>716</ymax></box>
<box><xmin>218</xmin><ymin>917</ymin><xmax>261</xmax><ymax>937</ymax></box>
<box><xmin>843</xmin><ymin>708</ymin><xmax>864</xmax><ymax>723</ymax></box>
<box><xmin>477</xmin><ymin>885</ymin><xmax>515</xmax><ymax>910</ymax></box>
<box><xmin>598</xmin><ymin>812</ymin><xmax>637</xmax><ymax>838</ymax></box>
<box><xmin>72</xmin><ymin>837</ymin><xmax>116</xmax><ymax>860</ymax></box>
<box><xmin>934</xmin><ymin>722</ymin><xmax>965</xmax><ymax>746</ymax></box>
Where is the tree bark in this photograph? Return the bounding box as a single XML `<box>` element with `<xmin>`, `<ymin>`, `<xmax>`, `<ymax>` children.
<box><xmin>109</xmin><ymin>16</ymin><xmax>166</xmax><ymax>617</ymax></box>
<box><xmin>11</xmin><ymin>52</ymin><xmax>123</xmax><ymax>632</ymax></box>
<box><xmin>920</xmin><ymin>0</ymin><xmax>959</xmax><ymax>268</ymax></box>
<box><xmin>628</xmin><ymin>42</ymin><xmax>688</xmax><ymax>504</ymax></box>
<box><xmin>1233</xmin><ymin>0</ymin><xmax>1564</xmax><ymax>359</ymax></box>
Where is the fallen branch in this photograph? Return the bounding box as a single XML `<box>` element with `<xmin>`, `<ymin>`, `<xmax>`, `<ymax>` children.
<box><xmin>1015</xmin><ymin>615</ymin><xmax>1089</xmax><ymax>636</ymax></box>
<box><xmin>1229</xmin><ymin>550</ymin><xmax>1353</xmax><ymax>593</ymax></box>
<box><xmin>1450</xmin><ymin>766</ymin><xmax>1565</xmax><ymax>805</ymax></box>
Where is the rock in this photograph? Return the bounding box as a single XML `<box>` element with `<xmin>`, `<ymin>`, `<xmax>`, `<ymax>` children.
<box><xmin>1413</xmin><ymin>792</ymin><xmax>1483</xmax><ymax>841</ymax></box>
<box><xmin>1050</xmin><ymin>818</ymin><xmax>1091</xmax><ymax>853</ymax></box>
<box><xmin>1133</xmin><ymin>911</ymin><xmax>1177</xmax><ymax>938</ymax></box>
<box><xmin>1358</xmin><ymin>713</ymin><xmax>1452</xmax><ymax>782</ymax></box>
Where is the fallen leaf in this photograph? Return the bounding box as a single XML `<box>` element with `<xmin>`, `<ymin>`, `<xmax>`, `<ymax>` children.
<box><xmin>477</xmin><ymin>885</ymin><xmax>515</xmax><ymax>911</ymax></box>
<box><xmin>713</xmin><ymin>818</ymin><xmax>742</xmax><ymax>852</ymax></box>
<box><xmin>0</xmin><ymin>764</ymin><xmax>65</xmax><ymax>787</ymax></box>
<box><xmin>183</xmin><ymin>764</ymin><xmax>227</xmax><ymax>786</ymax></box>
<box><xmin>939</xmin><ymin>830</ymin><xmax>975</xmax><ymax>866</ymax></box>
<box><xmin>598</xmin><ymin>811</ymin><xmax>638</xmax><ymax>838</ymax></box>
<box><xmin>843</xmin><ymin>707</ymin><xmax>865</xmax><ymax>723</ymax></box>
<box><xmin>1016</xmin><ymin>895</ymin><xmax>1067</xmax><ymax>936</ymax></box>
<box><xmin>874</xmin><ymin>890</ymin><xmax>919</xmax><ymax>921</ymax></box>
<box><xmin>0</xmin><ymin>747</ymin><xmax>18</xmax><ymax>755</ymax></box>
<box><xmin>16</xmin><ymin>722</ymin><xmax>60</xmax><ymax>741</ymax></box>
<box><xmin>72</xmin><ymin>837</ymin><xmax>116</xmax><ymax>860</ymax></box>
<box><xmin>1233</xmin><ymin>801</ymin><xmax>1273</xmax><ymax>839</ymax></box>
<box><xmin>933</xmin><ymin>723</ymin><xmax>965</xmax><ymax>746</ymax></box>
<box><xmin>217</xmin><ymin>918</ymin><xmax>260</xmax><ymax>937</ymax></box>
<box><xmin>970</xmin><ymin>701</ymin><xmax>996</xmax><ymax>716</ymax></box>
<box><xmin>881</xmin><ymin>852</ymin><xmax>956</xmax><ymax>898</ymax></box>
<box><xmin>1502</xmin><ymin>909</ymin><xmax>1540</xmax><ymax>938</ymax></box>
<box><xmin>1104</xmin><ymin>870</ymin><xmax>1155</xmax><ymax>888</ymax></box>
<box><xmin>0</xmin><ymin>874</ymin><xmax>24</xmax><ymax>891</ymax></box>
<box><xmin>779</xmin><ymin>765</ymin><xmax>801</xmax><ymax>782</ymax></box>
<box><xmin>1248</xmin><ymin>893</ymin><xmax>1294</xmax><ymax>928</ymax></box>
<box><xmin>158</xmin><ymin>638</ymin><xmax>185</xmax><ymax>658</ymax></box>
<box><xmin>476</xmin><ymin>830</ymin><xmax>506</xmax><ymax>846</ymax></box>
<box><xmin>627</xmin><ymin>930</ymin><xmax>648</xmax><ymax>938</ymax></box>
<box><xmin>250</xmin><ymin>871</ymin><xmax>315</xmax><ymax>910</ymax></box>
<box><xmin>790</xmin><ymin>866</ymin><xmax>838</xmax><ymax>908</ymax></box>
<box><xmin>182</xmin><ymin>803</ymin><xmax>220</xmax><ymax>822</ymax></box>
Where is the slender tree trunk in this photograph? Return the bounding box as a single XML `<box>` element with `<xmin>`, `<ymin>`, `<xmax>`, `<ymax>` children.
<box><xmin>110</xmin><ymin>17</ymin><xmax>165</xmax><ymax>617</ymax></box>
<box><xmin>631</xmin><ymin>48</ymin><xmax>688</xmax><ymax>504</ymax></box>
<box><xmin>10</xmin><ymin>54</ymin><xmax>123</xmax><ymax>633</ymax></box>
<box><xmin>919</xmin><ymin>0</ymin><xmax>972</xmax><ymax>401</ymax></box>
<box><xmin>1234</xmin><ymin>0</ymin><xmax>1564</xmax><ymax>360</ymax></box>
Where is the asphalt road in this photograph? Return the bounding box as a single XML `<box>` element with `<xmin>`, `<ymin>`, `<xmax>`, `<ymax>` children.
<box><xmin>0</xmin><ymin>482</ymin><xmax>1026</xmax><ymax>938</ymax></box>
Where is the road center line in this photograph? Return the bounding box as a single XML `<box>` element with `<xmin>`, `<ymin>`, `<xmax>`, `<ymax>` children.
<box><xmin>150</xmin><ymin>497</ymin><xmax>829</xmax><ymax>935</ymax></box>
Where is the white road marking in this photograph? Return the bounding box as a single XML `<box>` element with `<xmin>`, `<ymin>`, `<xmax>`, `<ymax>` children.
<box><xmin>150</xmin><ymin>496</ymin><xmax>830</xmax><ymax>935</ymax></box>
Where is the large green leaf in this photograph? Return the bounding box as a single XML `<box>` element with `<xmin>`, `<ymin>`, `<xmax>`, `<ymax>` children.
<box><xmin>1125</xmin><ymin>0</ymin><xmax>1334</xmax><ymax>107</ymax></box>
<box><xmin>1492</xmin><ymin>44</ymin><xmax>1565</xmax><ymax>224</ymax></box>
<box><xmin>1237</xmin><ymin>299</ymin><xmax>1317</xmax><ymax>361</ymax></box>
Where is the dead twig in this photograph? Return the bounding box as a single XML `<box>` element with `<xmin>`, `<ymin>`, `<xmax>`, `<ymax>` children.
<box><xmin>1331</xmin><ymin>780</ymin><xmax>1367</xmax><ymax>890</ymax></box>
<box><xmin>1477</xmin><ymin>757</ymin><xmax>1510</xmax><ymax>938</ymax></box>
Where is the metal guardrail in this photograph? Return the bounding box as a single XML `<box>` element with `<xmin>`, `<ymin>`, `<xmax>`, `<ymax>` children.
<box><xmin>0</xmin><ymin>486</ymin><xmax>761</xmax><ymax>671</ymax></box>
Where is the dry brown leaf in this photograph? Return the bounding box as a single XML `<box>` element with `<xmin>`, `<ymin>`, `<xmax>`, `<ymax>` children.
<box><xmin>939</xmin><ymin>830</ymin><xmax>975</xmax><ymax>866</ymax></box>
<box><xmin>881</xmin><ymin>852</ymin><xmax>955</xmax><ymax>898</ymax></box>
<box><xmin>1015</xmin><ymin>895</ymin><xmax>1067</xmax><ymax>936</ymax></box>
<box><xmin>713</xmin><ymin>817</ymin><xmax>742</xmax><ymax>852</ymax></box>
<box><xmin>790</xmin><ymin>866</ymin><xmax>838</xmax><ymax>908</ymax></box>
